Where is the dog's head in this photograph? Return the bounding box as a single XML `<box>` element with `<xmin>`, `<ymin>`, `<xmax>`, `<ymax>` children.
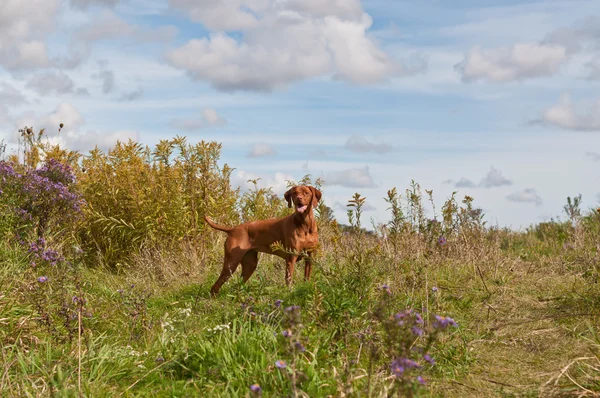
<box><xmin>284</xmin><ymin>185</ymin><xmax>322</xmax><ymax>214</ymax></box>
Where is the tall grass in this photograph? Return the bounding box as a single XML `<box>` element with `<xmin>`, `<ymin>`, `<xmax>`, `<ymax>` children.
<box><xmin>0</xmin><ymin>129</ymin><xmax>599</xmax><ymax>396</ymax></box>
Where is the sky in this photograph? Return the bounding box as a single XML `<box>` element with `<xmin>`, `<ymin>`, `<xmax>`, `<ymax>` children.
<box><xmin>1</xmin><ymin>0</ymin><xmax>599</xmax><ymax>229</ymax></box>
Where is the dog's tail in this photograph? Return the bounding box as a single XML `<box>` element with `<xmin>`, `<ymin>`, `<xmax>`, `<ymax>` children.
<box><xmin>204</xmin><ymin>216</ymin><xmax>234</xmax><ymax>233</ymax></box>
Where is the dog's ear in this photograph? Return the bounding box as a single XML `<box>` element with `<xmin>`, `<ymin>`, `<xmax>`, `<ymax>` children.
<box><xmin>310</xmin><ymin>186</ymin><xmax>322</xmax><ymax>208</ymax></box>
<box><xmin>284</xmin><ymin>187</ymin><xmax>294</xmax><ymax>208</ymax></box>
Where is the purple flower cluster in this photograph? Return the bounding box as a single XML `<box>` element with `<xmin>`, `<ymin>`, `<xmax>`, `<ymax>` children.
<box><xmin>433</xmin><ymin>315</ymin><xmax>458</xmax><ymax>329</ymax></box>
<box><xmin>390</xmin><ymin>357</ymin><xmax>421</xmax><ymax>378</ymax></box>
<box><xmin>28</xmin><ymin>238</ymin><xmax>63</xmax><ymax>265</ymax></box>
<box><xmin>0</xmin><ymin>160</ymin><xmax>84</xmax><ymax>239</ymax></box>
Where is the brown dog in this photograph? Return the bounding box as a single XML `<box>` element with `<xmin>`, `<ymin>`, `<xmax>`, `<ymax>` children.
<box><xmin>205</xmin><ymin>185</ymin><xmax>322</xmax><ymax>296</ymax></box>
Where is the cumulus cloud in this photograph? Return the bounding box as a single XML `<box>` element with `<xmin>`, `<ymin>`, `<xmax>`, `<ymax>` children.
<box><xmin>453</xmin><ymin>167</ymin><xmax>512</xmax><ymax>189</ymax></box>
<box><xmin>230</xmin><ymin>170</ymin><xmax>293</xmax><ymax>195</ymax></box>
<box><xmin>59</xmin><ymin>130</ymin><xmax>139</xmax><ymax>152</ymax></box>
<box><xmin>26</xmin><ymin>71</ymin><xmax>88</xmax><ymax>96</ymax></box>
<box><xmin>0</xmin><ymin>0</ymin><xmax>59</xmax><ymax>71</ymax></box>
<box><xmin>12</xmin><ymin>102</ymin><xmax>138</xmax><ymax>152</ymax></box>
<box><xmin>12</xmin><ymin>103</ymin><xmax>85</xmax><ymax>143</ymax></box>
<box><xmin>248</xmin><ymin>143</ymin><xmax>276</xmax><ymax>158</ymax></box>
<box><xmin>324</xmin><ymin>166</ymin><xmax>376</xmax><ymax>188</ymax></box>
<box><xmin>506</xmin><ymin>188</ymin><xmax>543</xmax><ymax>206</ymax></box>
<box><xmin>334</xmin><ymin>201</ymin><xmax>375</xmax><ymax>212</ymax></box>
<box><xmin>171</xmin><ymin>108</ymin><xmax>227</xmax><ymax>131</ymax></box>
<box><xmin>537</xmin><ymin>94</ymin><xmax>600</xmax><ymax>131</ymax></box>
<box><xmin>455</xmin><ymin>43</ymin><xmax>568</xmax><ymax>83</ymax></box>
<box><xmin>345</xmin><ymin>135</ymin><xmax>392</xmax><ymax>154</ymax></box>
<box><xmin>478</xmin><ymin>166</ymin><xmax>512</xmax><ymax>188</ymax></box>
<box><xmin>166</xmin><ymin>1</ymin><xmax>421</xmax><ymax>91</ymax></box>
<box><xmin>456</xmin><ymin>17</ymin><xmax>600</xmax><ymax>83</ymax></box>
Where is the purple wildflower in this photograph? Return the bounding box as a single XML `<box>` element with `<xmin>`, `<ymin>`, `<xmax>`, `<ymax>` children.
<box><xmin>282</xmin><ymin>330</ymin><xmax>292</xmax><ymax>338</ymax></box>
<box><xmin>284</xmin><ymin>305</ymin><xmax>300</xmax><ymax>313</ymax></box>
<box><xmin>411</xmin><ymin>326</ymin><xmax>423</xmax><ymax>336</ymax></box>
<box><xmin>294</xmin><ymin>342</ymin><xmax>306</xmax><ymax>352</ymax></box>
<box><xmin>417</xmin><ymin>375</ymin><xmax>426</xmax><ymax>385</ymax></box>
<box><xmin>250</xmin><ymin>384</ymin><xmax>262</xmax><ymax>394</ymax></box>
<box><xmin>391</xmin><ymin>363</ymin><xmax>404</xmax><ymax>378</ymax></box>
<box><xmin>37</xmin><ymin>276</ymin><xmax>48</xmax><ymax>283</ymax></box>
<box><xmin>433</xmin><ymin>315</ymin><xmax>458</xmax><ymax>329</ymax></box>
<box><xmin>423</xmin><ymin>354</ymin><xmax>435</xmax><ymax>365</ymax></box>
<box><xmin>274</xmin><ymin>299</ymin><xmax>283</xmax><ymax>308</ymax></box>
<box><xmin>432</xmin><ymin>286</ymin><xmax>439</xmax><ymax>292</ymax></box>
<box><xmin>438</xmin><ymin>236</ymin><xmax>447</xmax><ymax>246</ymax></box>
<box><xmin>275</xmin><ymin>360</ymin><xmax>287</xmax><ymax>369</ymax></box>
<box><xmin>155</xmin><ymin>356</ymin><xmax>165</xmax><ymax>364</ymax></box>
<box><xmin>415</xmin><ymin>312</ymin><xmax>424</xmax><ymax>324</ymax></box>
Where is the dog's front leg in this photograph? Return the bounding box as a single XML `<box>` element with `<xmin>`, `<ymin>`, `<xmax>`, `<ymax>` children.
<box><xmin>285</xmin><ymin>255</ymin><xmax>298</xmax><ymax>286</ymax></box>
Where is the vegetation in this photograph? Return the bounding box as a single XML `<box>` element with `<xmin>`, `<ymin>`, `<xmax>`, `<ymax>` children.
<box><xmin>1</xmin><ymin>127</ymin><xmax>599</xmax><ymax>397</ymax></box>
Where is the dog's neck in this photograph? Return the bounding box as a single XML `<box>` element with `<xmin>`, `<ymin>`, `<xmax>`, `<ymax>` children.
<box><xmin>293</xmin><ymin>207</ymin><xmax>316</xmax><ymax>228</ymax></box>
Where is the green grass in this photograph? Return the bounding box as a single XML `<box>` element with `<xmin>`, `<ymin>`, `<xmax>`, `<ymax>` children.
<box><xmin>1</xmin><ymin>232</ymin><xmax>600</xmax><ymax>397</ymax></box>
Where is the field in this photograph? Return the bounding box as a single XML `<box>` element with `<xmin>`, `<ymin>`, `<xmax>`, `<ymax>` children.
<box><xmin>1</xmin><ymin>133</ymin><xmax>599</xmax><ymax>397</ymax></box>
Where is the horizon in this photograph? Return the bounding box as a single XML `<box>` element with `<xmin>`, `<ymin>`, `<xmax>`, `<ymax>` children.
<box><xmin>1</xmin><ymin>0</ymin><xmax>599</xmax><ymax>230</ymax></box>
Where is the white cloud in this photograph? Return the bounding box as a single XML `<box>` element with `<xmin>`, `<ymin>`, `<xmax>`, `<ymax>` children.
<box><xmin>456</xmin><ymin>43</ymin><xmax>568</xmax><ymax>83</ymax></box>
<box><xmin>0</xmin><ymin>0</ymin><xmax>59</xmax><ymax>71</ymax></box>
<box><xmin>334</xmin><ymin>200</ymin><xmax>375</xmax><ymax>212</ymax></box>
<box><xmin>478</xmin><ymin>166</ymin><xmax>512</xmax><ymax>188</ymax></box>
<box><xmin>453</xmin><ymin>166</ymin><xmax>512</xmax><ymax>189</ymax></box>
<box><xmin>165</xmin><ymin>1</ymin><xmax>416</xmax><ymax>91</ymax></box>
<box><xmin>345</xmin><ymin>135</ymin><xmax>392</xmax><ymax>154</ymax></box>
<box><xmin>11</xmin><ymin>102</ymin><xmax>138</xmax><ymax>152</ymax></box>
<box><xmin>11</xmin><ymin>103</ymin><xmax>85</xmax><ymax>143</ymax></box>
<box><xmin>539</xmin><ymin>94</ymin><xmax>600</xmax><ymax>131</ymax></box>
<box><xmin>26</xmin><ymin>71</ymin><xmax>88</xmax><ymax>96</ymax></box>
<box><xmin>171</xmin><ymin>108</ymin><xmax>227</xmax><ymax>131</ymax></box>
<box><xmin>230</xmin><ymin>169</ymin><xmax>293</xmax><ymax>195</ymax></box>
<box><xmin>57</xmin><ymin>130</ymin><xmax>139</xmax><ymax>152</ymax></box>
<box><xmin>248</xmin><ymin>143</ymin><xmax>276</xmax><ymax>158</ymax></box>
<box><xmin>507</xmin><ymin>188</ymin><xmax>543</xmax><ymax>206</ymax></box>
<box><xmin>324</xmin><ymin>166</ymin><xmax>376</xmax><ymax>188</ymax></box>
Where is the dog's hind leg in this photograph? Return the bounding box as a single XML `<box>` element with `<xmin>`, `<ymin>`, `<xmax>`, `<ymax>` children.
<box><xmin>241</xmin><ymin>250</ymin><xmax>259</xmax><ymax>283</ymax></box>
<box><xmin>210</xmin><ymin>247</ymin><xmax>245</xmax><ymax>296</ymax></box>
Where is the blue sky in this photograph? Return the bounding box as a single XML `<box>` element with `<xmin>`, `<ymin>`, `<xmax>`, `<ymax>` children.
<box><xmin>1</xmin><ymin>0</ymin><xmax>599</xmax><ymax>229</ymax></box>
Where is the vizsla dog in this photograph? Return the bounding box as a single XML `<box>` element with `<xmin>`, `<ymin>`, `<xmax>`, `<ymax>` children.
<box><xmin>205</xmin><ymin>185</ymin><xmax>322</xmax><ymax>296</ymax></box>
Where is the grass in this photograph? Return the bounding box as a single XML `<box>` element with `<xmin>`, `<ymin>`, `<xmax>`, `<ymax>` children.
<box><xmin>1</xmin><ymin>226</ymin><xmax>600</xmax><ymax>398</ymax></box>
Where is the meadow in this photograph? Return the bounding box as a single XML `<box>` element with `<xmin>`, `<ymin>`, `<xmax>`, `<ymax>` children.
<box><xmin>1</xmin><ymin>129</ymin><xmax>599</xmax><ymax>397</ymax></box>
